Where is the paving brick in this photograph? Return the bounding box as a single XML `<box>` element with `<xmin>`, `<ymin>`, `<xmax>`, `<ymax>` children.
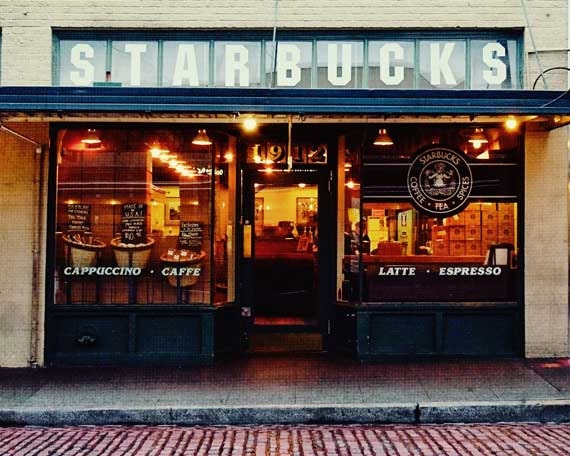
<box><xmin>1</xmin><ymin>424</ymin><xmax>570</xmax><ymax>455</ymax></box>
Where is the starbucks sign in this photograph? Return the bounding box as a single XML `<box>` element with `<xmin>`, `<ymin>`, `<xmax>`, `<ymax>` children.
<box><xmin>407</xmin><ymin>146</ymin><xmax>473</xmax><ymax>216</ymax></box>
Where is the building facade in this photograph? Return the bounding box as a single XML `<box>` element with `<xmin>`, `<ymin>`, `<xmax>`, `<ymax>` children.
<box><xmin>0</xmin><ymin>0</ymin><xmax>569</xmax><ymax>367</ymax></box>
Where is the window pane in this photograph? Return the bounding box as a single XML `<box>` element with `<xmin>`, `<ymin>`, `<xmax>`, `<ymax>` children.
<box><xmin>344</xmin><ymin>201</ymin><xmax>518</xmax><ymax>302</ymax></box>
<box><xmin>418</xmin><ymin>40</ymin><xmax>466</xmax><ymax>89</ymax></box>
<box><xmin>58</xmin><ymin>40</ymin><xmax>107</xmax><ymax>86</ymax></box>
<box><xmin>110</xmin><ymin>41</ymin><xmax>158</xmax><ymax>87</ymax></box>
<box><xmin>471</xmin><ymin>39</ymin><xmax>518</xmax><ymax>89</ymax></box>
<box><xmin>368</xmin><ymin>41</ymin><xmax>414</xmax><ymax>89</ymax></box>
<box><xmin>265</xmin><ymin>41</ymin><xmax>312</xmax><ymax>88</ymax></box>
<box><xmin>214</xmin><ymin>41</ymin><xmax>261</xmax><ymax>87</ymax></box>
<box><xmin>54</xmin><ymin>127</ymin><xmax>224</xmax><ymax>306</ymax></box>
<box><xmin>316</xmin><ymin>41</ymin><xmax>364</xmax><ymax>88</ymax></box>
<box><xmin>162</xmin><ymin>41</ymin><xmax>209</xmax><ymax>87</ymax></box>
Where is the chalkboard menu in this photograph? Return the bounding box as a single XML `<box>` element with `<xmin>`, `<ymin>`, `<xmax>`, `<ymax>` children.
<box><xmin>179</xmin><ymin>221</ymin><xmax>203</xmax><ymax>251</ymax></box>
<box><xmin>121</xmin><ymin>203</ymin><xmax>147</xmax><ymax>244</ymax></box>
<box><xmin>67</xmin><ymin>204</ymin><xmax>91</xmax><ymax>232</ymax></box>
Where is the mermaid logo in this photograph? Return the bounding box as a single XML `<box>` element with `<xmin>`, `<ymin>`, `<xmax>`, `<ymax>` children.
<box><xmin>407</xmin><ymin>145</ymin><xmax>472</xmax><ymax>216</ymax></box>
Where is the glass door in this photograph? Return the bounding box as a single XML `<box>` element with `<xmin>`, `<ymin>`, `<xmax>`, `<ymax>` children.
<box><xmin>240</xmin><ymin>167</ymin><xmax>332</xmax><ymax>351</ymax></box>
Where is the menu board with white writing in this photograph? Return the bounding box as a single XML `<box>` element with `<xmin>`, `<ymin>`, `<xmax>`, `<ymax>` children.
<box><xmin>121</xmin><ymin>203</ymin><xmax>147</xmax><ymax>244</ymax></box>
<box><xmin>67</xmin><ymin>204</ymin><xmax>91</xmax><ymax>232</ymax></box>
<box><xmin>179</xmin><ymin>221</ymin><xmax>203</xmax><ymax>251</ymax></box>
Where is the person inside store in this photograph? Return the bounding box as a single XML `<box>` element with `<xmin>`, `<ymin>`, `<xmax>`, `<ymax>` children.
<box><xmin>346</xmin><ymin>219</ymin><xmax>370</xmax><ymax>255</ymax></box>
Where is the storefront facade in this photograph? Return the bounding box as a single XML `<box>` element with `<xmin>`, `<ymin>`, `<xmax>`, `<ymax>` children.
<box><xmin>0</xmin><ymin>1</ymin><xmax>569</xmax><ymax>367</ymax></box>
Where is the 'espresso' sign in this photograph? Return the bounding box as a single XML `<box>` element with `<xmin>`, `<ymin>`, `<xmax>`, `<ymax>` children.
<box><xmin>57</xmin><ymin>34</ymin><xmax>518</xmax><ymax>89</ymax></box>
<box><xmin>407</xmin><ymin>146</ymin><xmax>473</xmax><ymax>217</ymax></box>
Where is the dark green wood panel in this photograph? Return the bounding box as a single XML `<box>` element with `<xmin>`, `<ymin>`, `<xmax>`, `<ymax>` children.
<box><xmin>46</xmin><ymin>307</ymin><xmax>216</xmax><ymax>366</ymax></box>
<box><xmin>366</xmin><ymin>313</ymin><xmax>436</xmax><ymax>355</ymax></box>
<box><xmin>442</xmin><ymin>313</ymin><xmax>517</xmax><ymax>355</ymax></box>
<box><xmin>53</xmin><ymin>316</ymin><xmax>129</xmax><ymax>355</ymax></box>
<box><xmin>135</xmin><ymin>316</ymin><xmax>202</xmax><ymax>354</ymax></box>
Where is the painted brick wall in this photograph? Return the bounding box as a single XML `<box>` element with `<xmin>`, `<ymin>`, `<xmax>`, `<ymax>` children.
<box><xmin>0</xmin><ymin>0</ymin><xmax>568</xmax><ymax>89</ymax></box>
<box><xmin>0</xmin><ymin>123</ymin><xmax>48</xmax><ymax>367</ymax></box>
<box><xmin>525</xmin><ymin>127</ymin><xmax>569</xmax><ymax>358</ymax></box>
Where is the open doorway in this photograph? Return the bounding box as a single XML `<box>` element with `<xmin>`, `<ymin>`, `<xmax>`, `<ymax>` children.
<box><xmin>241</xmin><ymin>166</ymin><xmax>332</xmax><ymax>352</ymax></box>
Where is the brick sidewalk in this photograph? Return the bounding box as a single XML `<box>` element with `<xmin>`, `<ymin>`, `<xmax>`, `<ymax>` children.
<box><xmin>1</xmin><ymin>424</ymin><xmax>570</xmax><ymax>455</ymax></box>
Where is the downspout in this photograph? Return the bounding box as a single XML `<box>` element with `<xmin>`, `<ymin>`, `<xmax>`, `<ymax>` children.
<box><xmin>30</xmin><ymin>143</ymin><xmax>45</xmax><ymax>368</ymax></box>
<box><xmin>567</xmin><ymin>0</ymin><xmax>570</xmax><ymax>355</ymax></box>
<box><xmin>0</xmin><ymin>123</ymin><xmax>45</xmax><ymax>368</ymax></box>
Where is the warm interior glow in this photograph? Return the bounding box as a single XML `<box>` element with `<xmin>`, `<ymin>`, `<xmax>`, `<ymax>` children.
<box><xmin>243</xmin><ymin>117</ymin><xmax>257</xmax><ymax>132</ymax></box>
<box><xmin>224</xmin><ymin>152</ymin><xmax>234</xmax><ymax>162</ymax></box>
<box><xmin>298</xmin><ymin>183</ymin><xmax>306</xmax><ymax>188</ymax></box>
<box><xmin>476</xmin><ymin>150</ymin><xmax>490</xmax><ymax>159</ymax></box>
<box><xmin>468</xmin><ymin>127</ymin><xmax>488</xmax><ymax>148</ymax></box>
<box><xmin>373</xmin><ymin>128</ymin><xmax>394</xmax><ymax>146</ymax></box>
<box><xmin>504</xmin><ymin>116</ymin><xmax>518</xmax><ymax>131</ymax></box>
<box><xmin>192</xmin><ymin>129</ymin><xmax>212</xmax><ymax>145</ymax></box>
<box><xmin>159</xmin><ymin>153</ymin><xmax>173</xmax><ymax>163</ymax></box>
<box><xmin>80</xmin><ymin>129</ymin><xmax>102</xmax><ymax>145</ymax></box>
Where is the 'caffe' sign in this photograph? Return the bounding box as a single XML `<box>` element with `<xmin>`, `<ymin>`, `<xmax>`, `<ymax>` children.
<box><xmin>407</xmin><ymin>146</ymin><xmax>472</xmax><ymax>217</ymax></box>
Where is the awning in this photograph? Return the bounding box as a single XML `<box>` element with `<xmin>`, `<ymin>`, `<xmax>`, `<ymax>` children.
<box><xmin>1</xmin><ymin>87</ymin><xmax>569</xmax><ymax>126</ymax></box>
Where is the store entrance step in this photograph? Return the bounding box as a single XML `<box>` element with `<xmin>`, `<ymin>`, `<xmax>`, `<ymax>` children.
<box><xmin>248</xmin><ymin>333</ymin><xmax>323</xmax><ymax>353</ymax></box>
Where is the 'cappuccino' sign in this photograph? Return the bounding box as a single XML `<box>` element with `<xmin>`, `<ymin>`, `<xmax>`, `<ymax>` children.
<box><xmin>407</xmin><ymin>146</ymin><xmax>473</xmax><ymax>216</ymax></box>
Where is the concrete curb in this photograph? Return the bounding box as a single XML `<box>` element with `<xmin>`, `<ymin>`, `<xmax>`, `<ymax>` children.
<box><xmin>2</xmin><ymin>400</ymin><xmax>570</xmax><ymax>426</ymax></box>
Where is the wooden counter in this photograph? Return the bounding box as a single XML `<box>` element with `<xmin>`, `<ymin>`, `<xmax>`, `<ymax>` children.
<box><xmin>342</xmin><ymin>254</ymin><xmax>516</xmax><ymax>302</ymax></box>
<box><xmin>344</xmin><ymin>254</ymin><xmax>486</xmax><ymax>265</ymax></box>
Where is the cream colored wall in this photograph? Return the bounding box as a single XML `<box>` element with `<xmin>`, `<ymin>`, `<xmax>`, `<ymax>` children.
<box><xmin>525</xmin><ymin>127</ymin><xmax>569</xmax><ymax>358</ymax></box>
<box><xmin>0</xmin><ymin>1</ymin><xmax>568</xmax><ymax>89</ymax></box>
<box><xmin>256</xmin><ymin>186</ymin><xmax>317</xmax><ymax>227</ymax></box>
<box><xmin>0</xmin><ymin>123</ymin><xmax>48</xmax><ymax>367</ymax></box>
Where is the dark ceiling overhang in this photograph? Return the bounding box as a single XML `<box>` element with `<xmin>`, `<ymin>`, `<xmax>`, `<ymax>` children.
<box><xmin>1</xmin><ymin>87</ymin><xmax>569</xmax><ymax>127</ymax></box>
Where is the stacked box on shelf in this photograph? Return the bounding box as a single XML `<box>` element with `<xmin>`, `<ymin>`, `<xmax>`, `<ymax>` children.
<box><xmin>481</xmin><ymin>203</ymin><xmax>498</xmax><ymax>251</ymax></box>
<box><xmin>431</xmin><ymin>225</ymin><xmax>449</xmax><ymax>256</ymax></box>
<box><xmin>450</xmin><ymin>240</ymin><xmax>466</xmax><ymax>256</ymax></box>
<box><xmin>464</xmin><ymin>209</ymin><xmax>481</xmax><ymax>255</ymax></box>
<box><xmin>497</xmin><ymin>203</ymin><xmax>515</xmax><ymax>245</ymax></box>
<box><xmin>448</xmin><ymin>224</ymin><xmax>465</xmax><ymax>256</ymax></box>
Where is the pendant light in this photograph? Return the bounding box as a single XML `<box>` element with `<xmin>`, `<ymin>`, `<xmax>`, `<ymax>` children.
<box><xmin>80</xmin><ymin>129</ymin><xmax>102</xmax><ymax>146</ymax></box>
<box><xmin>373</xmin><ymin>128</ymin><xmax>394</xmax><ymax>146</ymax></box>
<box><xmin>468</xmin><ymin>127</ymin><xmax>489</xmax><ymax>149</ymax></box>
<box><xmin>192</xmin><ymin>129</ymin><xmax>212</xmax><ymax>146</ymax></box>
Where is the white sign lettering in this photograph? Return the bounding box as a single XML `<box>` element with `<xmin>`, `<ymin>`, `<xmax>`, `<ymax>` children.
<box><xmin>482</xmin><ymin>42</ymin><xmax>507</xmax><ymax>85</ymax></box>
<box><xmin>60</xmin><ymin>37</ymin><xmax>516</xmax><ymax>89</ymax></box>
<box><xmin>380</xmin><ymin>43</ymin><xmax>405</xmax><ymax>86</ymax></box>
<box><xmin>124</xmin><ymin>43</ymin><xmax>147</xmax><ymax>86</ymax></box>
<box><xmin>277</xmin><ymin>44</ymin><xmax>302</xmax><ymax>86</ymax></box>
<box><xmin>70</xmin><ymin>44</ymin><xmax>95</xmax><ymax>86</ymax></box>
<box><xmin>327</xmin><ymin>43</ymin><xmax>352</xmax><ymax>86</ymax></box>
<box><xmin>430</xmin><ymin>42</ymin><xmax>456</xmax><ymax>86</ymax></box>
<box><xmin>225</xmin><ymin>44</ymin><xmax>250</xmax><ymax>87</ymax></box>
<box><xmin>173</xmin><ymin>44</ymin><xmax>199</xmax><ymax>86</ymax></box>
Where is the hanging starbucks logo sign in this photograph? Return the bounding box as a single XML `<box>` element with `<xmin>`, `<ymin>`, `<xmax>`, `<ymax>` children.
<box><xmin>407</xmin><ymin>145</ymin><xmax>472</xmax><ymax>216</ymax></box>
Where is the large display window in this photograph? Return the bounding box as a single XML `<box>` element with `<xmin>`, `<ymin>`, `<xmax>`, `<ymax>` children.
<box><xmin>339</xmin><ymin>123</ymin><xmax>521</xmax><ymax>304</ymax></box>
<box><xmin>52</xmin><ymin>126</ymin><xmax>236</xmax><ymax>307</ymax></box>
